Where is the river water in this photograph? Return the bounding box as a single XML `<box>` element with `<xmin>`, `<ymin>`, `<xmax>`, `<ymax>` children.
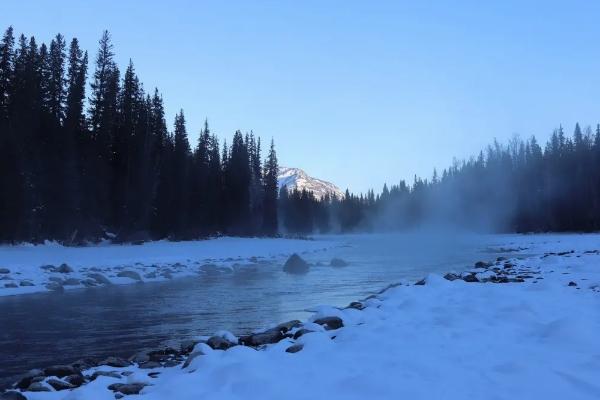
<box><xmin>0</xmin><ymin>232</ymin><xmax>521</xmax><ymax>387</ymax></box>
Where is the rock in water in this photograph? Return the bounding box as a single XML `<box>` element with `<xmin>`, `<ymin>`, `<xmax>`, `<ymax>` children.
<box><xmin>0</xmin><ymin>268</ymin><xmax>10</xmax><ymax>274</ymax></box>
<box><xmin>206</xmin><ymin>336</ymin><xmax>236</xmax><ymax>350</ymax></box>
<box><xmin>330</xmin><ymin>258</ymin><xmax>349</xmax><ymax>267</ymax></box>
<box><xmin>283</xmin><ymin>254</ymin><xmax>309</xmax><ymax>274</ymax></box>
<box><xmin>44</xmin><ymin>365</ymin><xmax>80</xmax><ymax>378</ymax></box>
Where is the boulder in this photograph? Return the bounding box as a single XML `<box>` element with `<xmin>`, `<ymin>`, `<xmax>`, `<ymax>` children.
<box><xmin>330</xmin><ymin>258</ymin><xmax>349</xmax><ymax>267</ymax></box>
<box><xmin>44</xmin><ymin>365</ymin><xmax>80</xmax><ymax>378</ymax></box>
<box><xmin>108</xmin><ymin>383</ymin><xmax>147</xmax><ymax>395</ymax></box>
<box><xmin>568</xmin><ymin>281</ymin><xmax>578</xmax><ymax>287</ymax></box>
<box><xmin>89</xmin><ymin>370</ymin><xmax>121</xmax><ymax>381</ymax></box>
<box><xmin>180</xmin><ymin>340</ymin><xmax>199</xmax><ymax>354</ymax></box>
<box><xmin>313</xmin><ymin>316</ymin><xmax>344</xmax><ymax>330</ymax></box>
<box><xmin>293</xmin><ymin>329</ymin><xmax>313</xmax><ymax>340</ymax></box>
<box><xmin>462</xmin><ymin>273</ymin><xmax>480</xmax><ymax>283</ymax></box>
<box><xmin>138</xmin><ymin>361</ymin><xmax>162</xmax><ymax>369</ymax></box>
<box><xmin>116</xmin><ymin>270</ymin><xmax>142</xmax><ymax>281</ymax></box>
<box><xmin>283</xmin><ymin>254</ymin><xmax>309</xmax><ymax>274</ymax></box>
<box><xmin>56</xmin><ymin>263</ymin><xmax>73</xmax><ymax>273</ymax></box>
<box><xmin>346</xmin><ymin>301</ymin><xmax>365</xmax><ymax>310</ymax></box>
<box><xmin>273</xmin><ymin>320</ymin><xmax>302</xmax><ymax>333</ymax></box>
<box><xmin>100</xmin><ymin>356</ymin><xmax>131</xmax><ymax>368</ymax></box>
<box><xmin>47</xmin><ymin>378</ymin><xmax>75</xmax><ymax>391</ymax></box>
<box><xmin>240</xmin><ymin>330</ymin><xmax>284</xmax><ymax>347</ymax></box>
<box><xmin>443</xmin><ymin>273</ymin><xmax>460</xmax><ymax>281</ymax></box>
<box><xmin>87</xmin><ymin>273</ymin><xmax>111</xmax><ymax>285</ymax></box>
<box><xmin>0</xmin><ymin>268</ymin><xmax>10</xmax><ymax>274</ymax></box>
<box><xmin>64</xmin><ymin>374</ymin><xmax>86</xmax><ymax>387</ymax></box>
<box><xmin>285</xmin><ymin>344</ymin><xmax>304</xmax><ymax>353</ymax></box>
<box><xmin>4</xmin><ymin>282</ymin><xmax>18</xmax><ymax>288</ymax></box>
<box><xmin>25</xmin><ymin>382</ymin><xmax>51</xmax><ymax>392</ymax></box>
<box><xmin>206</xmin><ymin>336</ymin><xmax>236</xmax><ymax>350</ymax></box>
<box><xmin>474</xmin><ymin>261</ymin><xmax>491</xmax><ymax>268</ymax></box>
<box><xmin>14</xmin><ymin>369</ymin><xmax>44</xmax><ymax>390</ymax></box>
<box><xmin>19</xmin><ymin>281</ymin><xmax>35</xmax><ymax>287</ymax></box>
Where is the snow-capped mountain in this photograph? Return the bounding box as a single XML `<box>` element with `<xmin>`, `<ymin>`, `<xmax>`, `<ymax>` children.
<box><xmin>278</xmin><ymin>167</ymin><xmax>344</xmax><ymax>200</ymax></box>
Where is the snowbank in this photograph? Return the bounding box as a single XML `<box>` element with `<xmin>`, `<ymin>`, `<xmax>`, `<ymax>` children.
<box><xmin>7</xmin><ymin>235</ymin><xmax>600</xmax><ymax>400</ymax></box>
<box><xmin>0</xmin><ymin>237</ymin><xmax>336</xmax><ymax>297</ymax></box>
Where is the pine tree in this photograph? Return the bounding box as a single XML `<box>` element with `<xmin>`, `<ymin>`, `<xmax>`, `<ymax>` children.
<box><xmin>262</xmin><ymin>139</ymin><xmax>278</xmax><ymax>235</ymax></box>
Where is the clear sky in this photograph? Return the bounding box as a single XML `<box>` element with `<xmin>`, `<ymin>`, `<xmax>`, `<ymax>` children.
<box><xmin>4</xmin><ymin>1</ymin><xmax>600</xmax><ymax>193</ymax></box>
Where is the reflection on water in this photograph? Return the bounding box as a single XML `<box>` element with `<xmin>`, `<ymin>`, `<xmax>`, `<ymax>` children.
<box><xmin>0</xmin><ymin>233</ymin><xmax>508</xmax><ymax>386</ymax></box>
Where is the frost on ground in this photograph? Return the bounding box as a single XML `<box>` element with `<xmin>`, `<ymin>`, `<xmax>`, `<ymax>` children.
<box><xmin>6</xmin><ymin>234</ymin><xmax>600</xmax><ymax>400</ymax></box>
<box><xmin>0</xmin><ymin>237</ymin><xmax>335</xmax><ymax>297</ymax></box>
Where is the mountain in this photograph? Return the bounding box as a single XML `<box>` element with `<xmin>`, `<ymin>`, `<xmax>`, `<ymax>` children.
<box><xmin>278</xmin><ymin>167</ymin><xmax>344</xmax><ymax>200</ymax></box>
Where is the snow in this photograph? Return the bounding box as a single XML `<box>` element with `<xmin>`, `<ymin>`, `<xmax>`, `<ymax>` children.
<box><xmin>278</xmin><ymin>167</ymin><xmax>344</xmax><ymax>200</ymax></box>
<box><xmin>0</xmin><ymin>237</ymin><xmax>336</xmax><ymax>297</ymax></box>
<box><xmin>10</xmin><ymin>233</ymin><xmax>600</xmax><ymax>399</ymax></box>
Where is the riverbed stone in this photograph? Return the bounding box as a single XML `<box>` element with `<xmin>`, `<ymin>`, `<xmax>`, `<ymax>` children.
<box><xmin>64</xmin><ymin>374</ymin><xmax>86</xmax><ymax>387</ymax></box>
<box><xmin>206</xmin><ymin>336</ymin><xmax>236</xmax><ymax>350</ymax></box>
<box><xmin>14</xmin><ymin>368</ymin><xmax>45</xmax><ymax>389</ymax></box>
<box><xmin>0</xmin><ymin>391</ymin><xmax>28</xmax><ymax>400</ymax></box>
<box><xmin>139</xmin><ymin>361</ymin><xmax>162</xmax><ymax>369</ymax></box>
<box><xmin>87</xmin><ymin>273</ymin><xmax>112</xmax><ymax>285</ymax></box>
<box><xmin>44</xmin><ymin>364</ymin><xmax>80</xmax><ymax>378</ymax></box>
<box><xmin>443</xmin><ymin>273</ymin><xmax>461</xmax><ymax>281</ymax></box>
<box><xmin>274</xmin><ymin>320</ymin><xmax>302</xmax><ymax>333</ymax></box>
<box><xmin>26</xmin><ymin>382</ymin><xmax>52</xmax><ymax>392</ymax></box>
<box><xmin>313</xmin><ymin>316</ymin><xmax>344</xmax><ymax>330</ymax></box>
<box><xmin>240</xmin><ymin>330</ymin><xmax>285</xmax><ymax>347</ymax></box>
<box><xmin>116</xmin><ymin>270</ymin><xmax>142</xmax><ymax>281</ymax></box>
<box><xmin>462</xmin><ymin>273</ymin><xmax>480</xmax><ymax>283</ymax></box>
<box><xmin>108</xmin><ymin>383</ymin><xmax>147</xmax><ymax>395</ymax></box>
<box><xmin>285</xmin><ymin>344</ymin><xmax>304</xmax><ymax>353</ymax></box>
<box><xmin>330</xmin><ymin>258</ymin><xmax>349</xmax><ymax>267</ymax></box>
<box><xmin>180</xmin><ymin>340</ymin><xmax>199</xmax><ymax>354</ymax></box>
<box><xmin>90</xmin><ymin>371</ymin><xmax>122</xmax><ymax>380</ymax></box>
<box><xmin>293</xmin><ymin>329</ymin><xmax>314</xmax><ymax>340</ymax></box>
<box><xmin>474</xmin><ymin>261</ymin><xmax>491</xmax><ymax>268</ymax></box>
<box><xmin>283</xmin><ymin>254</ymin><xmax>309</xmax><ymax>274</ymax></box>
<box><xmin>100</xmin><ymin>356</ymin><xmax>131</xmax><ymax>368</ymax></box>
<box><xmin>56</xmin><ymin>263</ymin><xmax>74</xmax><ymax>273</ymax></box>
<box><xmin>47</xmin><ymin>378</ymin><xmax>75</xmax><ymax>391</ymax></box>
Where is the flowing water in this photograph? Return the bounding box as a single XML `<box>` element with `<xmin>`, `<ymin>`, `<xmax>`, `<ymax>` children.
<box><xmin>0</xmin><ymin>233</ymin><xmax>522</xmax><ymax>387</ymax></box>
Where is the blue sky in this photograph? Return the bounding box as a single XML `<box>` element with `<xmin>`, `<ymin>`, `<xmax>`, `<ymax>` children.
<box><xmin>4</xmin><ymin>1</ymin><xmax>600</xmax><ymax>193</ymax></box>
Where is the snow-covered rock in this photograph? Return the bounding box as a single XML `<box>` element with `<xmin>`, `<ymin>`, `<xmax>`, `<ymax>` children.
<box><xmin>278</xmin><ymin>167</ymin><xmax>344</xmax><ymax>200</ymax></box>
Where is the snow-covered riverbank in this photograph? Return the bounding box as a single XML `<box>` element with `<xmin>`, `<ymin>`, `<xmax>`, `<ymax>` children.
<box><xmin>4</xmin><ymin>234</ymin><xmax>600</xmax><ymax>400</ymax></box>
<box><xmin>0</xmin><ymin>237</ymin><xmax>336</xmax><ymax>297</ymax></box>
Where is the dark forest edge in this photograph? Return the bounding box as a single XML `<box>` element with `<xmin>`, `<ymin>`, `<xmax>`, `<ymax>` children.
<box><xmin>1</xmin><ymin>26</ymin><xmax>599</xmax><ymax>244</ymax></box>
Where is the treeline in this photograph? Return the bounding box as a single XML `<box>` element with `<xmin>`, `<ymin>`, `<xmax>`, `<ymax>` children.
<box><xmin>0</xmin><ymin>27</ymin><xmax>278</xmax><ymax>243</ymax></box>
<box><xmin>281</xmin><ymin>124</ymin><xmax>600</xmax><ymax>233</ymax></box>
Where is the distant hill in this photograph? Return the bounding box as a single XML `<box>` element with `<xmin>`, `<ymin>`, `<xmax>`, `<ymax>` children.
<box><xmin>278</xmin><ymin>167</ymin><xmax>344</xmax><ymax>200</ymax></box>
